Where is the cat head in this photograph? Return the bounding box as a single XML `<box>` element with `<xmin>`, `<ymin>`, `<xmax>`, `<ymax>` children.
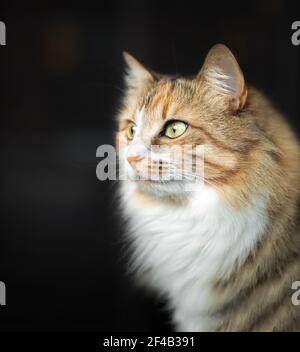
<box><xmin>116</xmin><ymin>44</ymin><xmax>258</xmax><ymax>198</ymax></box>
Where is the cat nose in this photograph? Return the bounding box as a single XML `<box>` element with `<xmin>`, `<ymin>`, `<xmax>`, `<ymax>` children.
<box><xmin>127</xmin><ymin>155</ymin><xmax>143</xmax><ymax>167</ymax></box>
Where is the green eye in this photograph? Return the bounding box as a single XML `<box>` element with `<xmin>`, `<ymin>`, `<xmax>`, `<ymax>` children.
<box><xmin>126</xmin><ymin>122</ymin><xmax>136</xmax><ymax>140</ymax></box>
<box><xmin>164</xmin><ymin>121</ymin><xmax>187</xmax><ymax>139</ymax></box>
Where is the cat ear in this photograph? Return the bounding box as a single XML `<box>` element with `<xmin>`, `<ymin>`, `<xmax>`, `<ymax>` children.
<box><xmin>198</xmin><ymin>44</ymin><xmax>247</xmax><ymax>111</ymax></box>
<box><xmin>123</xmin><ymin>52</ymin><xmax>156</xmax><ymax>89</ymax></box>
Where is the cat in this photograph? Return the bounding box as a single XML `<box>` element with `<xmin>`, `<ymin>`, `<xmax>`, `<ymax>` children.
<box><xmin>115</xmin><ymin>44</ymin><xmax>300</xmax><ymax>331</ymax></box>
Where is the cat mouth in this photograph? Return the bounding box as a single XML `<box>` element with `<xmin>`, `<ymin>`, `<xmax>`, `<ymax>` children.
<box><xmin>137</xmin><ymin>179</ymin><xmax>181</xmax><ymax>185</ymax></box>
<box><xmin>131</xmin><ymin>175</ymin><xmax>185</xmax><ymax>184</ymax></box>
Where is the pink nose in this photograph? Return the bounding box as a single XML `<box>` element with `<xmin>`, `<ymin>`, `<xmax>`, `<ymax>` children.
<box><xmin>127</xmin><ymin>155</ymin><xmax>143</xmax><ymax>167</ymax></box>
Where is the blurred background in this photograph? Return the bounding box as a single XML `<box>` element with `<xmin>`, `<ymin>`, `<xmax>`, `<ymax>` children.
<box><xmin>0</xmin><ymin>0</ymin><xmax>299</xmax><ymax>331</ymax></box>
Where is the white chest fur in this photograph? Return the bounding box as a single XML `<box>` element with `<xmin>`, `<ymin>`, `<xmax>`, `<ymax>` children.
<box><xmin>120</xmin><ymin>182</ymin><xmax>268</xmax><ymax>331</ymax></box>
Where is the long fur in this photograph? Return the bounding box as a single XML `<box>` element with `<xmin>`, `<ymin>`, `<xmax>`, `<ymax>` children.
<box><xmin>116</xmin><ymin>45</ymin><xmax>300</xmax><ymax>331</ymax></box>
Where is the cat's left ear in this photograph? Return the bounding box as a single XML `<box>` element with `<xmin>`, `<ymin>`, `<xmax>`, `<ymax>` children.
<box><xmin>123</xmin><ymin>52</ymin><xmax>156</xmax><ymax>89</ymax></box>
<box><xmin>197</xmin><ymin>44</ymin><xmax>247</xmax><ymax>112</ymax></box>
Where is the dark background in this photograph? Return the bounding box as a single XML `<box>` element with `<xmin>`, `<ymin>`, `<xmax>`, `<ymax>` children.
<box><xmin>0</xmin><ymin>0</ymin><xmax>299</xmax><ymax>331</ymax></box>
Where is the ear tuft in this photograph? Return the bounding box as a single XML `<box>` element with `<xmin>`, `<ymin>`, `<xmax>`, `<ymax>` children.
<box><xmin>123</xmin><ymin>51</ymin><xmax>154</xmax><ymax>89</ymax></box>
<box><xmin>198</xmin><ymin>44</ymin><xmax>247</xmax><ymax>111</ymax></box>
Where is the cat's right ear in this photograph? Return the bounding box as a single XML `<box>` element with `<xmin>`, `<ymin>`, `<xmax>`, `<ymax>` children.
<box><xmin>197</xmin><ymin>44</ymin><xmax>247</xmax><ymax>112</ymax></box>
<box><xmin>123</xmin><ymin>52</ymin><xmax>156</xmax><ymax>89</ymax></box>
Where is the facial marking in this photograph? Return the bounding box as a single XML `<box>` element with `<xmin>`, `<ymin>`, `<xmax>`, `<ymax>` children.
<box><xmin>133</xmin><ymin>108</ymin><xmax>143</xmax><ymax>139</ymax></box>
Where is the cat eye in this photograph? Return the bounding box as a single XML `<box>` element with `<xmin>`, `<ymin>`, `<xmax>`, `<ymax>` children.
<box><xmin>164</xmin><ymin>120</ymin><xmax>187</xmax><ymax>139</ymax></box>
<box><xmin>126</xmin><ymin>122</ymin><xmax>136</xmax><ymax>140</ymax></box>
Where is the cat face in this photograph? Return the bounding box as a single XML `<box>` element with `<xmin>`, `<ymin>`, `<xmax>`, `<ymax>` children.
<box><xmin>116</xmin><ymin>44</ymin><xmax>257</xmax><ymax>198</ymax></box>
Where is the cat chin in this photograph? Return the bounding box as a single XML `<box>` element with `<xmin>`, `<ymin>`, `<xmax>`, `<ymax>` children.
<box><xmin>133</xmin><ymin>179</ymin><xmax>195</xmax><ymax>198</ymax></box>
<box><xmin>124</xmin><ymin>167</ymin><xmax>202</xmax><ymax>198</ymax></box>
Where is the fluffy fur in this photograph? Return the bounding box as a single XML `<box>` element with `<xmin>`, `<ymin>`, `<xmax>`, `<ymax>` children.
<box><xmin>116</xmin><ymin>44</ymin><xmax>300</xmax><ymax>331</ymax></box>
